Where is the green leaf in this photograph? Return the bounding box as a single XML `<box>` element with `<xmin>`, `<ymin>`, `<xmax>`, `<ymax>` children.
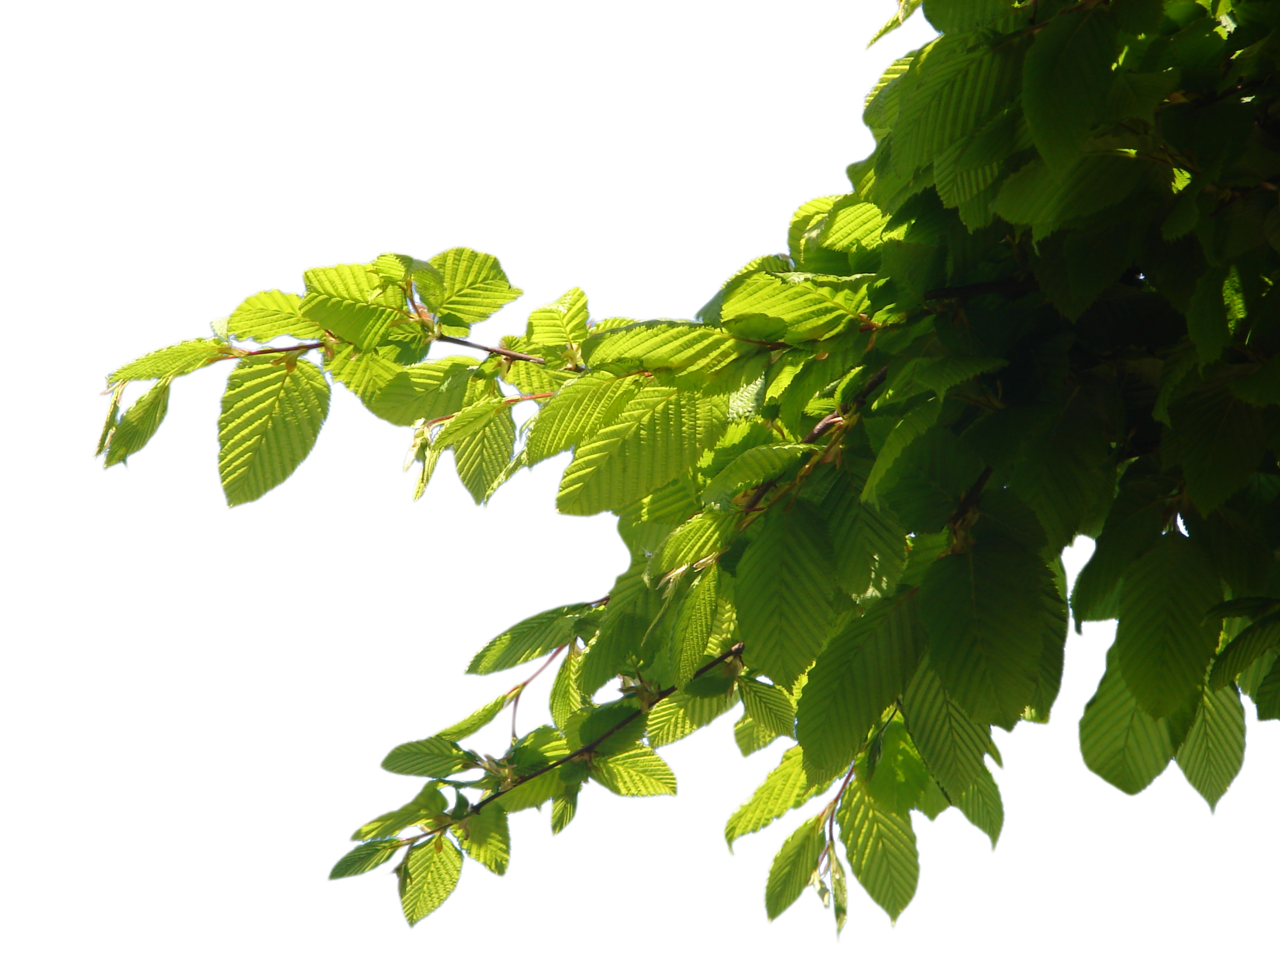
<box><xmin>324</xmin><ymin>347</ymin><xmax>405</xmax><ymax>406</ymax></box>
<box><xmin>108</xmin><ymin>339</ymin><xmax>228</xmax><ymax>383</ymax></box>
<box><xmin>368</xmin><ymin>357</ymin><xmax>476</xmax><ymax>426</ymax></box>
<box><xmin>868</xmin><ymin>0</ymin><xmax>922</xmax><ymax>47</ymax></box>
<box><xmin>1022</xmin><ymin>8</ymin><xmax>1118</xmax><ymax>171</ymax></box>
<box><xmin>425</xmin><ymin>247</ymin><xmax>522</xmax><ymax>330</ymax></box>
<box><xmin>590</xmin><ymin>744</ymin><xmax>677</xmax><ymax>796</ymax></box>
<box><xmin>658</xmin><ymin>568</ymin><xmax>723</xmax><ymax>686</ymax></box>
<box><xmin>919</xmin><ymin>536</ymin><xmax>1049</xmax><ymax>728</ymax></box>
<box><xmin>893</xmin><ymin>32</ymin><xmax>1025</xmax><ymax>177</ymax></box>
<box><xmin>698</xmin><ymin>255</ymin><xmax>793</xmax><ymax>323</ymax></box>
<box><xmin>549</xmin><ymin>645</ymin><xmax>588</xmax><ymax>730</ymax></box>
<box><xmin>737</xmin><ymin>502</ymin><xmax>836</xmax><ymax>689</ymax></box>
<box><xmin>1007</xmin><ymin>392</ymin><xmax>1116</xmax><ymax>555</ymax></box>
<box><xmin>1256</xmin><ymin>659</ymin><xmax>1280</xmax><ymax>720</ymax></box>
<box><xmin>329</xmin><ymin>840</ymin><xmax>402</xmax><ymax>879</ymax></box>
<box><xmin>797</xmin><ymin>591</ymin><xmax>924</xmax><ymax>780</ymax></box>
<box><xmin>646</xmin><ymin>689</ymin><xmax>738</xmax><ymax>748</ymax></box>
<box><xmin>700</xmin><ymin>443</ymin><xmax>814</xmax><ymax>508</ymax></box>
<box><xmin>789</xmin><ymin>196</ymin><xmax>842</xmax><ymax>272</ymax></box>
<box><xmin>436</xmin><ymin>691</ymin><xmax>515</xmax><ymax>741</ymax></box>
<box><xmin>413</xmin><ymin>441</ymin><xmax>444</xmax><ymax>501</ymax></box>
<box><xmin>524</xmin><ymin>373</ymin><xmax>644</xmax><ymax>466</ymax></box>
<box><xmin>734</xmin><ymin>714</ymin><xmax>779</xmax><ymax>756</ymax></box>
<box><xmin>922</xmin><ymin>0</ymin><xmax>1013</xmax><ymax>33</ymax></box>
<box><xmin>1230</xmin><ymin>355</ymin><xmax>1280</xmax><ymax>407</ymax></box>
<box><xmin>993</xmin><ymin>156</ymin><xmax>1148</xmax><ymax>241</ymax></box>
<box><xmin>102</xmin><ymin>377</ymin><xmax>173</xmax><ymax>467</ymax></box>
<box><xmin>227</xmin><ymin>290</ymin><xmax>322</xmax><ymax>343</ymax></box>
<box><xmin>817</xmin><ymin>200</ymin><xmax>889</xmax><ymax>252</ymax></box>
<box><xmin>399</xmin><ymin>837</ymin><xmax>462</xmax><ymax>926</ymax></box>
<box><xmin>739</xmin><ymin>678</ymin><xmax>795</xmax><ymax>740</ymax></box>
<box><xmin>95</xmin><ymin>384</ymin><xmax>124</xmax><ymax>457</ymax></box>
<box><xmin>820</xmin><ymin>468</ymin><xmax>908</xmax><ymax>597</ymax></box>
<box><xmin>1169</xmin><ymin>382</ymin><xmax>1268</xmax><ymax>514</ymax></box>
<box><xmin>1070</xmin><ymin>495</ymin><xmax>1166</xmax><ymax>627</ymax></box>
<box><xmin>953</xmin><ymin>765</ymin><xmax>1003</xmax><ymax>847</ymax></box>
<box><xmin>725</xmin><ymin>746</ymin><xmax>828</xmax><ymax>849</ymax></box>
<box><xmin>765</xmin><ymin>815</ymin><xmax>825</xmax><ymax>920</ymax></box>
<box><xmin>1115</xmin><ymin>534</ymin><xmax>1222</xmax><ymax>718</ymax></box>
<box><xmin>1176</xmin><ymin>684</ymin><xmax>1246</xmax><ymax>810</ymax></box>
<box><xmin>497</xmin><ymin>727</ymin><xmax>572</xmax><ymax>813</ymax></box>
<box><xmin>451</xmin><ymin>803</ymin><xmax>510</xmax><ymax>875</ymax></box>
<box><xmin>880</xmin><ymin>427</ymin><xmax>977</xmax><ymax>535</ymax></box>
<box><xmin>582</xmin><ymin>320</ymin><xmax>755</xmax><ymax>378</ymax></box>
<box><xmin>526</xmin><ymin>287</ymin><xmax>590</xmax><ymax>347</ymax></box>
<box><xmin>578</xmin><ymin>560</ymin><xmax>664</xmax><ymax>694</ymax></box>
<box><xmin>866</xmin><ymin>719</ymin><xmax>930</xmax><ymax>817</ymax></box>
<box><xmin>1209</xmin><ymin>611</ymin><xmax>1280</xmax><ymax>690</ymax></box>
<box><xmin>883</xmin><ymin>356</ymin><xmax>1008</xmax><ymax>405</ymax></box>
<box><xmin>302</xmin><ymin>263</ymin><xmax>409</xmax><ymax>350</ymax></box>
<box><xmin>566</xmin><ymin>700</ymin><xmax>646</xmax><ymax>756</ymax></box>
<box><xmin>861</xmin><ymin>399</ymin><xmax>940</xmax><ymax>506</ymax></box>
<box><xmin>382</xmin><ymin>737</ymin><xmax>476</xmax><ymax>778</ymax></box>
<box><xmin>467</xmin><ymin>603</ymin><xmax>589</xmax><ymax>675</ymax></box>
<box><xmin>352</xmin><ymin>783</ymin><xmax>447</xmax><ymax>841</ymax></box>
<box><xmin>838</xmin><ymin>780</ymin><xmax>918</xmax><ymax>922</ymax></box>
<box><xmin>1185</xmin><ymin>266</ymin><xmax>1235</xmax><ymax>364</ymax></box>
<box><xmin>551</xmin><ymin>786</ymin><xmax>579</xmax><ymax>834</ymax></box>
<box><xmin>1204</xmin><ymin>597</ymin><xmax>1280</xmax><ymax>623</ymax></box>
<box><xmin>901</xmin><ymin>661</ymin><xmax>990</xmax><ymax>799</ymax></box>
<box><xmin>865</xmin><ymin>50</ymin><xmax>914</xmax><ymax>122</ymax></box>
<box><xmin>648</xmin><ymin>513</ymin><xmax>738</xmax><ymax>581</ymax></box>
<box><xmin>557</xmin><ymin>385</ymin><xmax>728</xmax><ymax>516</ymax></box>
<box><xmin>217</xmin><ymin>356</ymin><xmax>330</xmax><ymax>506</ymax></box>
<box><xmin>722</xmin><ymin>275</ymin><xmax>872</xmax><ymax>344</ymax></box>
<box><xmin>453</xmin><ymin>403</ymin><xmax>515</xmax><ymax>504</ymax></box>
<box><xmin>1080</xmin><ymin>647</ymin><xmax>1178</xmax><ymax>794</ymax></box>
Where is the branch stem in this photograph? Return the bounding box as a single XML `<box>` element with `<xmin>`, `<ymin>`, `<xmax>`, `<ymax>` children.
<box><xmin>508</xmin><ymin>644</ymin><xmax>569</xmax><ymax>742</ymax></box>
<box><xmin>436</xmin><ymin>335</ymin><xmax>546</xmax><ymax>365</ymax></box>
<box><xmin>472</xmin><ymin>642</ymin><xmax>745</xmax><ymax>814</ymax></box>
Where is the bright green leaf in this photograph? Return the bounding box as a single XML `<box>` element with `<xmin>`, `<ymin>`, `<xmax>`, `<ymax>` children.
<box><xmin>765</xmin><ymin>815</ymin><xmax>826</xmax><ymax>920</ymax></box>
<box><xmin>382</xmin><ymin>737</ymin><xmax>476</xmax><ymax>778</ymax></box>
<box><xmin>399</xmin><ymin>837</ymin><xmax>462</xmax><ymax>926</ymax></box>
<box><xmin>217</xmin><ymin>356</ymin><xmax>330</xmax><ymax>506</ymax></box>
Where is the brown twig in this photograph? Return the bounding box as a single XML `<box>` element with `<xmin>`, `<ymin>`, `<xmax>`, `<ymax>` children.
<box><xmin>437</xmin><ymin>335</ymin><xmax>546</xmax><ymax>364</ymax></box>
<box><xmin>471</xmin><ymin>642</ymin><xmax>745</xmax><ymax>814</ymax></box>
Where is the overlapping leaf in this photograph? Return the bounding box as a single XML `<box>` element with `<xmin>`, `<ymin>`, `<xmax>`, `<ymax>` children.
<box><xmin>838</xmin><ymin>780</ymin><xmax>918</xmax><ymax>922</ymax></box>
<box><xmin>1115</xmin><ymin>534</ymin><xmax>1221</xmax><ymax>718</ymax></box>
<box><xmin>737</xmin><ymin>502</ymin><xmax>836</xmax><ymax>689</ymax></box>
<box><xmin>557</xmin><ymin>385</ymin><xmax>728</xmax><ymax>515</ymax></box>
<box><xmin>797</xmin><ymin>591</ymin><xmax>924</xmax><ymax>779</ymax></box>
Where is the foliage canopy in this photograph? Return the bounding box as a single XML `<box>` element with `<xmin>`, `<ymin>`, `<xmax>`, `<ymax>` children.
<box><xmin>100</xmin><ymin>0</ymin><xmax>1280</xmax><ymax>932</ymax></box>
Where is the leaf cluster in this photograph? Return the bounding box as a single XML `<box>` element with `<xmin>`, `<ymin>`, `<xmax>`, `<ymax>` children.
<box><xmin>101</xmin><ymin>0</ymin><xmax>1280</xmax><ymax>933</ymax></box>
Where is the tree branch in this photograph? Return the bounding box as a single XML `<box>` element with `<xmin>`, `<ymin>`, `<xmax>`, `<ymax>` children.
<box><xmin>950</xmin><ymin>465</ymin><xmax>994</xmax><ymax>524</ymax></box>
<box><xmin>436</xmin><ymin>335</ymin><xmax>546</xmax><ymax>364</ymax></box>
<box><xmin>741</xmin><ymin>364</ymin><xmax>889</xmax><ymax>513</ymax></box>
<box><xmin>471</xmin><ymin>642</ymin><xmax>745</xmax><ymax>814</ymax></box>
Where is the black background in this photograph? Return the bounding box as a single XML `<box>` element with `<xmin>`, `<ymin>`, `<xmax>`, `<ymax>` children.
<box><xmin>85</xmin><ymin>9</ymin><xmax>1274</xmax><ymax>957</ymax></box>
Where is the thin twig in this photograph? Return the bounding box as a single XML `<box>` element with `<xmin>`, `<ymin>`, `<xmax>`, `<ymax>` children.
<box><xmin>472</xmin><ymin>642</ymin><xmax>745</xmax><ymax>814</ymax></box>
<box><xmin>509</xmin><ymin>644</ymin><xmax>569</xmax><ymax>742</ymax></box>
<box><xmin>437</xmin><ymin>335</ymin><xmax>546</xmax><ymax>364</ymax></box>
